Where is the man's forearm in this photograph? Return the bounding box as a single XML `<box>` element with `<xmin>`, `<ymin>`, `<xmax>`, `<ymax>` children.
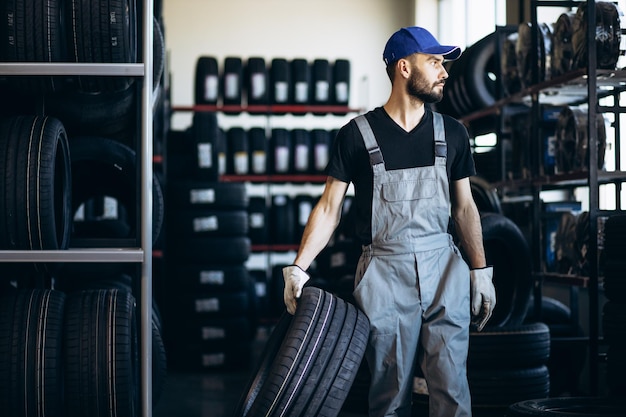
<box><xmin>453</xmin><ymin>203</ymin><xmax>486</xmax><ymax>269</ymax></box>
<box><xmin>293</xmin><ymin>203</ymin><xmax>341</xmax><ymax>270</ymax></box>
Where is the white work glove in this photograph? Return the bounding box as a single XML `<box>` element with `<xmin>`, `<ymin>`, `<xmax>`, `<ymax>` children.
<box><xmin>282</xmin><ymin>265</ymin><xmax>310</xmax><ymax>315</ymax></box>
<box><xmin>470</xmin><ymin>266</ymin><xmax>496</xmax><ymax>332</ymax></box>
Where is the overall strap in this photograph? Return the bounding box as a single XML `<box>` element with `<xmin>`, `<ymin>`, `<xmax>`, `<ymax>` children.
<box><xmin>433</xmin><ymin>112</ymin><xmax>447</xmax><ymax>159</ymax></box>
<box><xmin>355</xmin><ymin>115</ymin><xmax>384</xmax><ymax>168</ymax></box>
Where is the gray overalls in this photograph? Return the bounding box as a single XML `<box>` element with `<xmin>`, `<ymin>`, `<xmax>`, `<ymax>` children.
<box><xmin>352</xmin><ymin>113</ymin><xmax>472</xmax><ymax>417</ymax></box>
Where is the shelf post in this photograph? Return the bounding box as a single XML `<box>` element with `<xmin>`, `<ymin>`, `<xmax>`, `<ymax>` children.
<box><xmin>584</xmin><ymin>0</ymin><xmax>600</xmax><ymax>396</ymax></box>
<box><xmin>140</xmin><ymin>0</ymin><xmax>154</xmax><ymax>415</ymax></box>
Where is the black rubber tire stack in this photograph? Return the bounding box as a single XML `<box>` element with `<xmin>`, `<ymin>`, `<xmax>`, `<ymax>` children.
<box><xmin>163</xmin><ymin>120</ymin><xmax>256</xmax><ymax>370</ymax></box>
<box><xmin>167</xmin><ymin>112</ymin><xmax>223</xmax><ymax>181</ymax></box>
<box><xmin>222</xmin><ymin>57</ymin><xmax>244</xmax><ymax>109</ymax></box>
<box><xmin>271</xmin><ymin>128</ymin><xmax>292</xmax><ymax>174</ymax></box>
<box><xmin>413</xmin><ymin>323</ymin><xmax>551</xmax><ymax>415</ymax></box>
<box><xmin>467</xmin><ymin>323</ymin><xmax>551</xmax><ymax>412</ymax></box>
<box><xmin>311</xmin><ymin>59</ymin><xmax>332</xmax><ymax>108</ymax></box>
<box><xmin>63</xmin><ymin>289</ymin><xmax>139</xmax><ymax>417</ymax></box>
<box><xmin>291</xmin><ymin>58</ymin><xmax>311</xmax><ymax>106</ymax></box>
<box><xmin>69</xmin><ymin>136</ymin><xmax>164</xmax><ymax>241</ymax></box>
<box><xmin>0</xmin><ymin>1</ymin><xmax>168</xmax><ymax>415</ymax></box>
<box><xmin>270</xmin><ymin>58</ymin><xmax>291</xmax><ymax>106</ymax></box>
<box><xmin>332</xmin><ymin>59</ymin><xmax>351</xmax><ymax>106</ymax></box>
<box><xmin>434</xmin><ymin>32</ymin><xmax>499</xmax><ymax>136</ymax></box>
<box><xmin>227</xmin><ymin>127</ymin><xmax>250</xmax><ymax>175</ymax></box>
<box><xmin>249</xmin><ymin>127</ymin><xmax>269</xmax><ymax>174</ymax></box>
<box><xmin>246</xmin><ymin>57</ymin><xmax>269</xmax><ymax>106</ymax></box>
<box><xmin>523</xmin><ymin>296</ymin><xmax>586</xmax><ymax>397</ymax></box>
<box><xmin>0</xmin><ymin>289</ymin><xmax>66</xmax><ymax>417</ymax></box>
<box><xmin>0</xmin><ymin>283</ymin><xmax>161</xmax><ymax>417</ymax></box>
<box><xmin>0</xmin><ymin>0</ymin><xmax>66</xmax><ymax>93</ymax></box>
<box><xmin>195</xmin><ymin>56</ymin><xmax>220</xmax><ymax>105</ymax></box>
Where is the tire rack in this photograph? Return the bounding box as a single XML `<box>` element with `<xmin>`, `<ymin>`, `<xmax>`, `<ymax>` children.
<box><xmin>0</xmin><ymin>1</ymin><xmax>155</xmax><ymax>416</ymax></box>
<box><xmin>460</xmin><ymin>0</ymin><xmax>626</xmax><ymax>395</ymax></box>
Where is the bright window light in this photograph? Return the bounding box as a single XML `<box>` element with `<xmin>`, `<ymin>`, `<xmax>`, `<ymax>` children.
<box><xmin>474</xmin><ymin>132</ymin><xmax>497</xmax><ymax>148</ymax></box>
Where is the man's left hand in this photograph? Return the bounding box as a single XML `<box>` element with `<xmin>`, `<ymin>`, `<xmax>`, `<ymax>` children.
<box><xmin>470</xmin><ymin>266</ymin><xmax>496</xmax><ymax>331</ymax></box>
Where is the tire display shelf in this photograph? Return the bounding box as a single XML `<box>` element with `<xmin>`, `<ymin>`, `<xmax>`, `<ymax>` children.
<box><xmin>171</xmin><ymin>104</ymin><xmax>360</xmax><ymax>116</ymax></box>
<box><xmin>0</xmin><ymin>1</ymin><xmax>156</xmax><ymax>416</ymax></box>
<box><xmin>221</xmin><ymin>174</ymin><xmax>327</xmax><ymax>183</ymax></box>
<box><xmin>460</xmin><ymin>68</ymin><xmax>626</xmax><ymax>124</ymax></box>
<box><xmin>249</xmin><ymin>244</ymin><xmax>301</xmax><ymax>252</ymax></box>
<box><xmin>458</xmin><ymin>0</ymin><xmax>625</xmax><ymax>396</ymax></box>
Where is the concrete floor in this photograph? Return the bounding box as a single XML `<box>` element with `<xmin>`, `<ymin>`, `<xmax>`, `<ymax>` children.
<box><xmin>152</xmin><ymin>370</ymin><xmax>254</xmax><ymax>417</ymax></box>
<box><xmin>153</xmin><ymin>326</ymin><xmax>268</xmax><ymax>417</ymax></box>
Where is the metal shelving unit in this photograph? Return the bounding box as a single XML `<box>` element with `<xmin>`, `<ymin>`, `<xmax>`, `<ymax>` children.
<box><xmin>460</xmin><ymin>0</ymin><xmax>624</xmax><ymax>395</ymax></box>
<box><xmin>0</xmin><ymin>0</ymin><xmax>155</xmax><ymax>415</ymax></box>
<box><xmin>529</xmin><ymin>0</ymin><xmax>604</xmax><ymax>395</ymax></box>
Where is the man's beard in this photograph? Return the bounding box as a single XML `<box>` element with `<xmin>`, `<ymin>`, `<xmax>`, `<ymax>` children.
<box><xmin>406</xmin><ymin>70</ymin><xmax>444</xmax><ymax>103</ymax></box>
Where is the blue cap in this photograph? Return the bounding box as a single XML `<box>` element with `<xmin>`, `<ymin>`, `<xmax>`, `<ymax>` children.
<box><xmin>383</xmin><ymin>26</ymin><xmax>461</xmax><ymax>65</ymax></box>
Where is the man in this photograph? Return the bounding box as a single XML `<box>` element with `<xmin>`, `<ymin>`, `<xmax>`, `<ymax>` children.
<box><xmin>282</xmin><ymin>26</ymin><xmax>496</xmax><ymax>417</ymax></box>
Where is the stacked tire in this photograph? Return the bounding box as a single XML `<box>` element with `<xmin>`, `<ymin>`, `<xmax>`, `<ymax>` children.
<box><xmin>194</xmin><ymin>56</ymin><xmax>351</xmax><ymax>108</ymax></box>
<box><xmin>554</xmin><ymin>106</ymin><xmax>607</xmax><ymax>174</ymax></box>
<box><xmin>60</xmin><ymin>136</ymin><xmax>165</xmax><ymax>261</ymax></box>
<box><xmin>0</xmin><ymin>1</ymin><xmax>168</xmax><ymax>416</ymax></box>
<box><xmin>164</xmin><ymin>112</ymin><xmax>256</xmax><ymax>370</ymax></box>
<box><xmin>221</xmin><ymin>126</ymin><xmax>332</xmax><ymax>176</ymax></box>
<box><xmin>51</xmin><ymin>134</ymin><xmax>167</xmax><ymax>407</ymax></box>
<box><xmin>0</xmin><ymin>287</ymin><xmax>164</xmax><ymax>417</ymax></box>
<box><xmin>434</xmin><ymin>1</ymin><xmax>622</xmax><ymax>136</ymax></box>
<box><xmin>0</xmin><ymin>99</ymin><xmax>168</xmax><ymax>417</ymax></box>
<box><xmin>0</xmin><ymin>289</ymin><xmax>66</xmax><ymax>417</ymax></box>
<box><xmin>434</xmin><ymin>31</ymin><xmax>499</xmax><ymax>136</ymax></box>
<box><xmin>523</xmin><ymin>296</ymin><xmax>586</xmax><ymax>397</ymax></box>
<box><xmin>504</xmin><ymin>1</ymin><xmax>622</xmax><ymax>96</ymax></box>
<box><xmin>0</xmin><ymin>115</ymin><xmax>72</xmax><ymax>277</ymax></box>
<box><xmin>467</xmin><ymin>323</ymin><xmax>551</xmax><ymax>411</ymax></box>
<box><xmin>413</xmin><ymin>323</ymin><xmax>551</xmax><ymax>415</ymax></box>
<box><xmin>0</xmin><ymin>0</ymin><xmax>167</xmax><ymax>149</ymax></box>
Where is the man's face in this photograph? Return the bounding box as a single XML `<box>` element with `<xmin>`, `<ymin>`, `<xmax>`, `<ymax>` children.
<box><xmin>405</xmin><ymin>54</ymin><xmax>447</xmax><ymax>103</ymax></box>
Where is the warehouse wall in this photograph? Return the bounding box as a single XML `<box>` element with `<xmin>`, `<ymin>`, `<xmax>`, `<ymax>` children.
<box><xmin>162</xmin><ymin>0</ymin><xmax>416</xmax><ymax>130</ymax></box>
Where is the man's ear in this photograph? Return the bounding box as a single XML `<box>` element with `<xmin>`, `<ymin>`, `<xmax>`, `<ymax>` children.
<box><xmin>397</xmin><ymin>58</ymin><xmax>411</xmax><ymax>80</ymax></box>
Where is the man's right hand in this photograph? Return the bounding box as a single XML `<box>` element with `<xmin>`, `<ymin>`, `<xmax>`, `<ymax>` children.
<box><xmin>282</xmin><ymin>265</ymin><xmax>310</xmax><ymax>315</ymax></box>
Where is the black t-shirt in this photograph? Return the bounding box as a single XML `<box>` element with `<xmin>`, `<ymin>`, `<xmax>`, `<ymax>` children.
<box><xmin>326</xmin><ymin>107</ymin><xmax>476</xmax><ymax>245</ymax></box>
